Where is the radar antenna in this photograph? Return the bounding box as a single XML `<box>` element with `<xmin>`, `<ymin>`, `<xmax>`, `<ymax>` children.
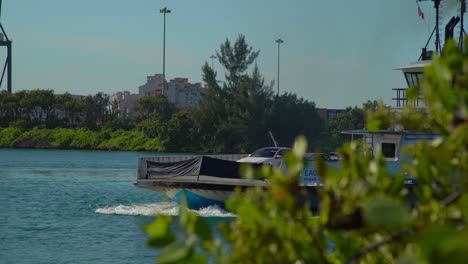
<box><xmin>418</xmin><ymin>0</ymin><xmax>466</xmax><ymax>60</ymax></box>
<box><xmin>268</xmin><ymin>131</ymin><xmax>278</xmax><ymax>147</ymax></box>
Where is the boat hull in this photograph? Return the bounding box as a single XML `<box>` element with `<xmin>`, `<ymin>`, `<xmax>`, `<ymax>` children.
<box><xmin>134</xmin><ymin>154</ymin><xmax>323</xmax><ymax>210</ymax></box>
<box><xmin>134</xmin><ymin>176</ymin><xmax>265</xmax><ymax>209</ymax></box>
<box><xmin>134</xmin><ymin>177</ymin><xmax>320</xmax><ymax>210</ymax></box>
<box><xmin>174</xmin><ymin>189</ymin><xmax>230</xmax><ymax>209</ymax></box>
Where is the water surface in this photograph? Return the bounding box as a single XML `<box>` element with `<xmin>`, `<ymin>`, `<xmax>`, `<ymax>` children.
<box><xmin>0</xmin><ymin>149</ymin><xmax>232</xmax><ymax>264</ymax></box>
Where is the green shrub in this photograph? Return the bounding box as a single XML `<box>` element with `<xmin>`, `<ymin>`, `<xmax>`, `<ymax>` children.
<box><xmin>143</xmin><ymin>138</ymin><xmax>164</xmax><ymax>152</ymax></box>
<box><xmin>51</xmin><ymin>128</ymin><xmax>75</xmax><ymax>148</ymax></box>
<box><xmin>70</xmin><ymin>128</ymin><xmax>101</xmax><ymax>149</ymax></box>
<box><xmin>0</xmin><ymin>127</ymin><xmax>23</xmax><ymax>147</ymax></box>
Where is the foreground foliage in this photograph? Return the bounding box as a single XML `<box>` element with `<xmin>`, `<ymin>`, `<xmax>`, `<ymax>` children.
<box><xmin>145</xmin><ymin>39</ymin><xmax>467</xmax><ymax>263</ymax></box>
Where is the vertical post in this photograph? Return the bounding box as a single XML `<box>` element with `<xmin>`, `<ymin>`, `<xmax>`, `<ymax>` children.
<box><xmin>160</xmin><ymin>7</ymin><xmax>171</xmax><ymax>96</ymax></box>
<box><xmin>275</xmin><ymin>38</ymin><xmax>284</xmax><ymax>97</ymax></box>
<box><xmin>435</xmin><ymin>0</ymin><xmax>441</xmax><ymax>53</ymax></box>
<box><xmin>163</xmin><ymin>12</ymin><xmax>166</xmax><ymax>95</ymax></box>
<box><xmin>210</xmin><ymin>54</ymin><xmax>216</xmax><ymax>69</ymax></box>
<box><xmin>460</xmin><ymin>0</ymin><xmax>466</xmax><ymax>48</ymax></box>
<box><xmin>7</xmin><ymin>40</ymin><xmax>11</xmax><ymax>92</ymax></box>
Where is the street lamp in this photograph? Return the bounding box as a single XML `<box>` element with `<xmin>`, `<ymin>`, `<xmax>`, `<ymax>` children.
<box><xmin>275</xmin><ymin>38</ymin><xmax>284</xmax><ymax>97</ymax></box>
<box><xmin>209</xmin><ymin>54</ymin><xmax>216</xmax><ymax>69</ymax></box>
<box><xmin>160</xmin><ymin>7</ymin><xmax>171</xmax><ymax>95</ymax></box>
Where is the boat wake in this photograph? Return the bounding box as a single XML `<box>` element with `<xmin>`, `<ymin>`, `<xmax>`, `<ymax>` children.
<box><xmin>95</xmin><ymin>202</ymin><xmax>235</xmax><ymax>218</ymax></box>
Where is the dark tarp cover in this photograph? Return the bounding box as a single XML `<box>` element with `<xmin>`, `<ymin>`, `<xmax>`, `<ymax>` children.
<box><xmin>146</xmin><ymin>156</ymin><xmax>263</xmax><ymax>179</ymax></box>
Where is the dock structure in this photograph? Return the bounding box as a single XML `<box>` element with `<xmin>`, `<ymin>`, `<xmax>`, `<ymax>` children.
<box><xmin>136</xmin><ymin>154</ymin><xmax>249</xmax><ymax>180</ymax></box>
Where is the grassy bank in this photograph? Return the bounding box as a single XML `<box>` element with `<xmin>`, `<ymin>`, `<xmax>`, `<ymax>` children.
<box><xmin>0</xmin><ymin>127</ymin><xmax>165</xmax><ymax>151</ymax></box>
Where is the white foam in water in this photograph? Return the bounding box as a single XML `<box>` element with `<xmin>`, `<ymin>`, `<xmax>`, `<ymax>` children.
<box><xmin>196</xmin><ymin>205</ymin><xmax>236</xmax><ymax>218</ymax></box>
<box><xmin>95</xmin><ymin>202</ymin><xmax>236</xmax><ymax>218</ymax></box>
<box><xmin>95</xmin><ymin>202</ymin><xmax>179</xmax><ymax>216</ymax></box>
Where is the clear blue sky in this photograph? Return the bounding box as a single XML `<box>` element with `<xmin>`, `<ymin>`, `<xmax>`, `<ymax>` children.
<box><xmin>0</xmin><ymin>0</ymin><xmax>464</xmax><ymax>108</ymax></box>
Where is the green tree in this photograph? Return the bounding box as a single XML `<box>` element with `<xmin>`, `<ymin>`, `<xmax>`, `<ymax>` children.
<box><xmin>93</xmin><ymin>92</ymin><xmax>111</xmax><ymax>127</ymax></box>
<box><xmin>193</xmin><ymin>35</ymin><xmax>323</xmax><ymax>153</ymax></box>
<box><xmin>18</xmin><ymin>89</ymin><xmax>56</xmax><ymax>125</ymax></box>
<box><xmin>362</xmin><ymin>99</ymin><xmax>380</xmax><ymax>112</ymax></box>
<box><xmin>193</xmin><ymin>35</ymin><xmax>264</xmax><ymax>153</ymax></box>
<box><xmin>55</xmin><ymin>92</ymin><xmax>81</xmax><ymax>128</ymax></box>
<box><xmin>234</xmin><ymin>67</ymin><xmax>275</xmax><ymax>150</ymax></box>
<box><xmin>133</xmin><ymin>95</ymin><xmax>176</xmax><ymax>122</ymax></box>
<box><xmin>136</xmin><ymin>112</ymin><xmax>163</xmax><ymax>138</ymax></box>
<box><xmin>191</xmin><ymin>63</ymin><xmax>230</xmax><ymax>153</ymax></box>
<box><xmin>78</xmin><ymin>92</ymin><xmax>111</xmax><ymax>129</ymax></box>
<box><xmin>217</xmin><ymin>34</ymin><xmax>260</xmax><ymax>90</ymax></box>
<box><xmin>79</xmin><ymin>95</ymin><xmax>98</xmax><ymax>129</ymax></box>
<box><xmin>0</xmin><ymin>90</ymin><xmax>16</xmax><ymax>126</ymax></box>
<box><xmin>160</xmin><ymin>111</ymin><xmax>198</xmax><ymax>152</ymax></box>
<box><xmin>328</xmin><ymin>106</ymin><xmax>365</xmax><ymax>148</ymax></box>
<box><xmin>267</xmin><ymin>92</ymin><xmax>322</xmax><ymax>149</ymax></box>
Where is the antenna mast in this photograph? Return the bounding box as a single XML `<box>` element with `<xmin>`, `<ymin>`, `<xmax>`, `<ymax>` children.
<box><xmin>459</xmin><ymin>0</ymin><xmax>466</xmax><ymax>47</ymax></box>
<box><xmin>434</xmin><ymin>0</ymin><xmax>442</xmax><ymax>53</ymax></box>
<box><xmin>268</xmin><ymin>131</ymin><xmax>278</xmax><ymax>147</ymax></box>
<box><xmin>418</xmin><ymin>0</ymin><xmax>466</xmax><ymax>59</ymax></box>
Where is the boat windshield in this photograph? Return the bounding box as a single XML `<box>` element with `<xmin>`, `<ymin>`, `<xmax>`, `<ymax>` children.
<box><xmin>305</xmin><ymin>152</ymin><xmax>341</xmax><ymax>161</ymax></box>
<box><xmin>250</xmin><ymin>148</ymin><xmax>279</xmax><ymax>158</ymax></box>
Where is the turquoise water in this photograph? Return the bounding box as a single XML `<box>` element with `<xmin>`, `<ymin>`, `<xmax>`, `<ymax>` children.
<box><xmin>0</xmin><ymin>149</ymin><xmax>233</xmax><ymax>264</ymax></box>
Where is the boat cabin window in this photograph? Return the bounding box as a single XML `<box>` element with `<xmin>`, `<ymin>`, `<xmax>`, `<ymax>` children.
<box><xmin>381</xmin><ymin>143</ymin><xmax>396</xmax><ymax>158</ymax></box>
<box><xmin>276</xmin><ymin>149</ymin><xmax>289</xmax><ymax>158</ymax></box>
<box><xmin>404</xmin><ymin>72</ymin><xmax>424</xmax><ymax>87</ymax></box>
<box><xmin>306</xmin><ymin>153</ymin><xmax>332</xmax><ymax>161</ymax></box>
<box><xmin>251</xmin><ymin>148</ymin><xmax>279</xmax><ymax>158</ymax></box>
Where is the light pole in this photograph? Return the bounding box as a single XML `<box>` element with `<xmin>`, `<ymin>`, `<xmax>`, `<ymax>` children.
<box><xmin>275</xmin><ymin>38</ymin><xmax>283</xmax><ymax>97</ymax></box>
<box><xmin>160</xmin><ymin>7</ymin><xmax>171</xmax><ymax>95</ymax></box>
<box><xmin>209</xmin><ymin>54</ymin><xmax>216</xmax><ymax>69</ymax></box>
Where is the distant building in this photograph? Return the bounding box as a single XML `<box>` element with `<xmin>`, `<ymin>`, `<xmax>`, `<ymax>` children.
<box><xmin>316</xmin><ymin>108</ymin><xmax>345</xmax><ymax>129</ymax></box>
<box><xmin>166</xmin><ymin>78</ymin><xmax>206</xmax><ymax>109</ymax></box>
<box><xmin>138</xmin><ymin>74</ymin><xmax>165</xmax><ymax>96</ymax></box>
<box><xmin>112</xmin><ymin>91</ymin><xmax>141</xmax><ymax>117</ymax></box>
<box><xmin>110</xmin><ymin>73</ymin><xmax>208</xmax><ymax>114</ymax></box>
<box><xmin>68</xmin><ymin>94</ymin><xmax>87</xmax><ymax>101</ymax></box>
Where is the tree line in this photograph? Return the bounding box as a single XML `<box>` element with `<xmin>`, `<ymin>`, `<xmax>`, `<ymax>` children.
<box><xmin>0</xmin><ymin>35</ymin><xmax>377</xmax><ymax>153</ymax></box>
<box><xmin>0</xmin><ymin>90</ymin><xmax>111</xmax><ymax>129</ymax></box>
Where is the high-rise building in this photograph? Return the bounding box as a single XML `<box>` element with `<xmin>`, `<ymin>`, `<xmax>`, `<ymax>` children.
<box><xmin>112</xmin><ymin>91</ymin><xmax>140</xmax><ymax>116</ymax></box>
<box><xmin>166</xmin><ymin>78</ymin><xmax>206</xmax><ymax>109</ymax></box>
<box><xmin>119</xmin><ymin>73</ymin><xmax>208</xmax><ymax>111</ymax></box>
<box><xmin>138</xmin><ymin>74</ymin><xmax>165</xmax><ymax>96</ymax></box>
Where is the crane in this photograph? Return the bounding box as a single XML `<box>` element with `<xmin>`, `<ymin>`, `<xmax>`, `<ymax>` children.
<box><xmin>0</xmin><ymin>0</ymin><xmax>12</xmax><ymax>93</ymax></box>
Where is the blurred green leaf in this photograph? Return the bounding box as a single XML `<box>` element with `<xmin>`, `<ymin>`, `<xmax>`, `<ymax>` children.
<box><xmin>418</xmin><ymin>227</ymin><xmax>468</xmax><ymax>264</ymax></box>
<box><xmin>363</xmin><ymin>197</ymin><xmax>409</xmax><ymax>228</ymax></box>
<box><xmin>156</xmin><ymin>242</ymin><xmax>193</xmax><ymax>264</ymax></box>
<box><xmin>145</xmin><ymin>215</ymin><xmax>175</xmax><ymax>248</ymax></box>
<box><xmin>193</xmin><ymin>217</ymin><xmax>212</xmax><ymax>242</ymax></box>
<box><xmin>292</xmin><ymin>135</ymin><xmax>307</xmax><ymax>158</ymax></box>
